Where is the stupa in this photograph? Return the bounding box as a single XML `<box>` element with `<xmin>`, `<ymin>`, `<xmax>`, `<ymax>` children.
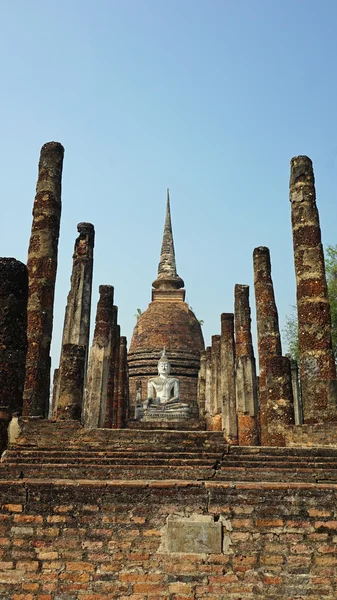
<box><xmin>128</xmin><ymin>191</ymin><xmax>205</xmax><ymax>423</ymax></box>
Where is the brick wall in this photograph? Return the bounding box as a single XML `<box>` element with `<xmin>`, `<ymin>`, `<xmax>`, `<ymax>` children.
<box><xmin>0</xmin><ymin>479</ymin><xmax>337</xmax><ymax>599</ymax></box>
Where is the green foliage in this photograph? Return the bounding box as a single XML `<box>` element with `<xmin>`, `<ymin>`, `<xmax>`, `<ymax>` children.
<box><xmin>189</xmin><ymin>306</ymin><xmax>204</xmax><ymax>326</ymax></box>
<box><xmin>134</xmin><ymin>308</ymin><xmax>142</xmax><ymax>320</ymax></box>
<box><xmin>284</xmin><ymin>244</ymin><xmax>337</xmax><ymax>360</ymax></box>
<box><xmin>283</xmin><ymin>305</ymin><xmax>299</xmax><ymax>361</ymax></box>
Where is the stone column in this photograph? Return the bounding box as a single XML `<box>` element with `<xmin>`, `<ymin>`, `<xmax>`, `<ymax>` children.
<box><xmin>197</xmin><ymin>351</ymin><xmax>207</xmax><ymax>418</ymax></box>
<box><xmin>234</xmin><ymin>284</ymin><xmax>259</xmax><ymax>445</ymax></box>
<box><xmin>253</xmin><ymin>246</ymin><xmax>284</xmax><ymax>445</ymax></box>
<box><xmin>264</xmin><ymin>356</ymin><xmax>295</xmax><ymax>446</ymax></box>
<box><xmin>55</xmin><ymin>344</ymin><xmax>85</xmax><ymax>420</ymax></box>
<box><xmin>290</xmin><ymin>359</ymin><xmax>303</xmax><ymax>425</ymax></box>
<box><xmin>0</xmin><ymin>259</ymin><xmax>28</xmax><ymax>450</ymax></box>
<box><xmin>83</xmin><ymin>286</ymin><xmax>114</xmax><ymax>428</ymax></box>
<box><xmin>221</xmin><ymin>313</ymin><xmax>238</xmax><ymax>443</ymax></box>
<box><xmin>23</xmin><ymin>142</ymin><xmax>64</xmax><ymax>417</ymax></box>
<box><xmin>52</xmin><ymin>222</ymin><xmax>95</xmax><ymax>415</ymax></box>
<box><xmin>290</xmin><ymin>156</ymin><xmax>337</xmax><ymax>422</ymax></box>
<box><xmin>210</xmin><ymin>335</ymin><xmax>222</xmax><ymax>431</ymax></box>
<box><xmin>117</xmin><ymin>336</ymin><xmax>128</xmax><ymax>428</ymax></box>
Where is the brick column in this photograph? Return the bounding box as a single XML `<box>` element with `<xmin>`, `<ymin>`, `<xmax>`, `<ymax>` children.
<box><xmin>55</xmin><ymin>344</ymin><xmax>86</xmax><ymax>420</ymax></box>
<box><xmin>83</xmin><ymin>286</ymin><xmax>114</xmax><ymax>428</ymax></box>
<box><xmin>0</xmin><ymin>259</ymin><xmax>28</xmax><ymax>450</ymax></box>
<box><xmin>52</xmin><ymin>222</ymin><xmax>95</xmax><ymax>415</ymax></box>
<box><xmin>197</xmin><ymin>351</ymin><xmax>207</xmax><ymax>419</ymax></box>
<box><xmin>220</xmin><ymin>313</ymin><xmax>238</xmax><ymax>443</ymax></box>
<box><xmin>111</xmin><ymin>325</ymin><xmax>120</xmax><ymax>429</ymax></box>
<box><xmin>23</xmin><ymin>142</ymin><xmax>64</xmax><ymax>417</ymax></box>
<box><xmin>234</xmin><ymin>284</ymin><xmax>259</xmax><ymax>445</ymax></box>
<box><xmin>117</xmin><ymin>336</ymin><xmax>128</xmax><ymax>428</ymax></box>
<box><xmin>264</xmin><ymin>356</ymin><xmax>295</xmax><ymax>446</ymax></box>
<box><xmin>104</xmin><ymin>306</ymin><xmax>119</xmax><ymax>428</ymax></box>
<box><xmin>210</xmin><ymin>335</ymin><xmax>222</xmax><ymax>431</ymax></box>
<box><xmin>204</xmin><ymin>347</ymin><xmax>212</xmax><ymax>427</ymax></box>
<box><xmin>290</xmin><ymin>156</ymin><xmax>337</xmax><ymax>422</ymax></box>
<box><xmin>253</xmin><ymin>246</ymin><xmax>285</xmax><ymax>445</ymax></box>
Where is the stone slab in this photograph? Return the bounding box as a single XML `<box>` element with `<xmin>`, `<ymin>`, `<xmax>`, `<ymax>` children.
<box><xmin>165</xmin><ymin>514</ymin><xmax>222</xmax><ymax>554</ymax></box>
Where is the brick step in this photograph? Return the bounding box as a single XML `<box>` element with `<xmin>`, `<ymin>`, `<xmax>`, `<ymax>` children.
<box><xmin>13</xmin><ymin>420</ymin><xmax>227</xmax><ymax>452</ymax></box>
<box><xmin>4</xmin><ymin>453</ymin><xmax>337</xmax><ymax>470</ymax></box>
<box><xmin>230</xmin><ymin>446</ymin><xmax>337</xmax><ymax>457</ymax></box>
<box><xmin>9</xmin><ymin>444</ymin><xmax>337</xmax><ymax>460</ymax></box>
<box><xmin>2</xmin><ymin>456</ymin><xmax>219</xmax><ymax>466</ymax></box>
<box><xmin>3</xmin><ymin>449</ymin><xmax>222</xmax><ymax>460</ymax></box>
<box><xmin>3</xmin><ymin>460</ymin><xmax>337</xmax><ymax>474</ymax></box>
<box><xmin>1</xmin><ymin>462</ymin><xmax>337</xmax><ymax>482</ymax></box>
<box><xmin>3</xmin><ymin>446</ymin><xmax>337</xmax><ymax>463</ymax></box>
<box><xmin>5</xmin><ymin>448</ymin><xmax>337</xmax><ymax>467</ymax></box>
<box><xmin>0</xmin><ymin>463</ymin><xmax>213</xmax><ymax>480</ymax></box>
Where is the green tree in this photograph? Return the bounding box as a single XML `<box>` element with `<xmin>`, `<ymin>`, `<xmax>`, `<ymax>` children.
<box><xmin>284</xmin><ymin>244</ymin><xmax>337</xmax><ymax>360</ymax></box>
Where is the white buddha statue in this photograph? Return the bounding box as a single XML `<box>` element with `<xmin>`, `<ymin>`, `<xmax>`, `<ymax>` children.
<box><xmin>143</xmin><ymin>349</ymin><xmax>190</xmax><ymax>416</ymax></box>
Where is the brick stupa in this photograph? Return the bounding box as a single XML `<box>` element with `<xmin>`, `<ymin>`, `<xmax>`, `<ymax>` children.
<box><xmin>128</xmin><ymin>191</ymin><xmax>205</xmax><ymax>421</ymax></box>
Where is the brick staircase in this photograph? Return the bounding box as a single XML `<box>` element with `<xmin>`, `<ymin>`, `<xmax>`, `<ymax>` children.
<box><xmin>2</xmin><ymin>418</ymin><xmax>337</xmax><ymax>483</ymax></box>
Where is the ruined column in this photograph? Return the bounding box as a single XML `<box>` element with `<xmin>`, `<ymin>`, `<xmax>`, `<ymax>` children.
<box><xmin>204</xmin><ymin>346</ymin><xmax>212</xmax><ymax>428</ymax></box>
<box><xmin>197</xmin><ymin>351</ymin><xmax>207</xmax><ymax>418</ymax></box>
<box><xmin>290</xmin><ymin>359</ymin><xmax>303</xmax><ymax>425</ymax></box>
<box><xmin>264</xmin><ymin>356</ymin><xmax>295</xmax><ymax>446</ymax></box>
<box><xmin>117</xmin><ymin>336</ymin><xmax>128</xmax><ymax>428</ymax></box>
<box><xmin>111</xmin><ymin>325</ymin><xmax>120</xmax><ymax>429</ymax></box>
<box><xmin>52</xmin><ymin>222</ymin><xmax>95</xmax><ymax>415</ymax></box>
<box><xmin>103</xmin><ymin>306</ymin><xmax>119</xmax><ymax>428</ymax></box>
<box><xmin>253</xmin><ymin>247</ymin><xmax>285</xmax><ymax>445</ymax></box>
<box><xmin>221</xmin><ymin>313</ymin><xmax>238</xmax><ymax>443</ymax></box>
<box><xmin>210</xmin><ymin>335</ymin><xmax>222</xmax><ymax>431</ymax></box>
<box><xmin>55</xmin><ymin>344</ymin><xmax>86</xmax><ymax>420</ymax></box>
<box><xmin>234</xmin><ymin>284</ymin><xmax>259</xmax><ymax>445</ymax></box>
<box><xmin>0</xmin><ymin>259</ymin><xmax>28</xmax><ymax>449</ymax></box>
<box><xmin>83</xmin><ymin>286</ymin><xmax>114</xmax><ymax>428</ymax></box>
<box><xmin>290</xmin><ymin>156</ymin><xmax>337</xmax><ymax>422</ymax></box>
<box><xmin>23</xmin><ymin>142</ymin><xmax>64</xmax><ymax>417</ymax></box>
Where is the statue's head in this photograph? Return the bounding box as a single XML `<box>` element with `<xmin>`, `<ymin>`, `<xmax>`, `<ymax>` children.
<box><xmin>158</xmin><ymin>348</ymin><xmax>171</xmax><ymax>375</ymax></box>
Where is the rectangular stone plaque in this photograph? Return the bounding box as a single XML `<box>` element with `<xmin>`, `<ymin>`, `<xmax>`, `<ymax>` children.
<box><xmin>166</xmin><ymin>515</ymin><xmax>222</xmax><ymax>554</ymax></box>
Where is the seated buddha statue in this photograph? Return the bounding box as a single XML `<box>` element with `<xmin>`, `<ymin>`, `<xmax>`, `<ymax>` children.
<box><xmin>143</xmin><ymin>349</ymin><xmax>190</xmax><ymax>416</ymax></box>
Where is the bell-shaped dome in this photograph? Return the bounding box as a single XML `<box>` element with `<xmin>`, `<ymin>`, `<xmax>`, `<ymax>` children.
<box><xmin>129</xmin><ymin>301</ymin><xmax>204</xmax><ymax>357</ymax></box>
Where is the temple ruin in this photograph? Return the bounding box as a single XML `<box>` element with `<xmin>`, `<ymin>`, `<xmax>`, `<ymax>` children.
<box><xmin>1</xmin><ymin>145</ymin><xmax>337</xmax><ymax>598</ymax></box>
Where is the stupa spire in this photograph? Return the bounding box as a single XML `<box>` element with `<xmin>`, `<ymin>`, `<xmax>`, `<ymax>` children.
<box><xmin>152</xmin><ymin>190</ymin><xmax>184</xmax><ymax>290</ymax></box>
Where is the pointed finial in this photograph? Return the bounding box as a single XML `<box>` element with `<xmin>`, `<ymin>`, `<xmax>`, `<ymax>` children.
<box><xmin>152</xmin><ymin>190</ymin><xmax>184</xmax><ymax>290</ymax></box>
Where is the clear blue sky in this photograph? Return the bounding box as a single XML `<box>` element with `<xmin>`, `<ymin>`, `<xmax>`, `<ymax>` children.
<box><xmin>1</xmin><ymin>0</ymin><xmax>337</xmax><ymax>371</ymax></box>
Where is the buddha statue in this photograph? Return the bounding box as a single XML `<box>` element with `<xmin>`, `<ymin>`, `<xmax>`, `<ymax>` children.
<box><xmin>143</xmin><ymin>349</ymin><xmax>190</xmax><ymax>417</ymax></box>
